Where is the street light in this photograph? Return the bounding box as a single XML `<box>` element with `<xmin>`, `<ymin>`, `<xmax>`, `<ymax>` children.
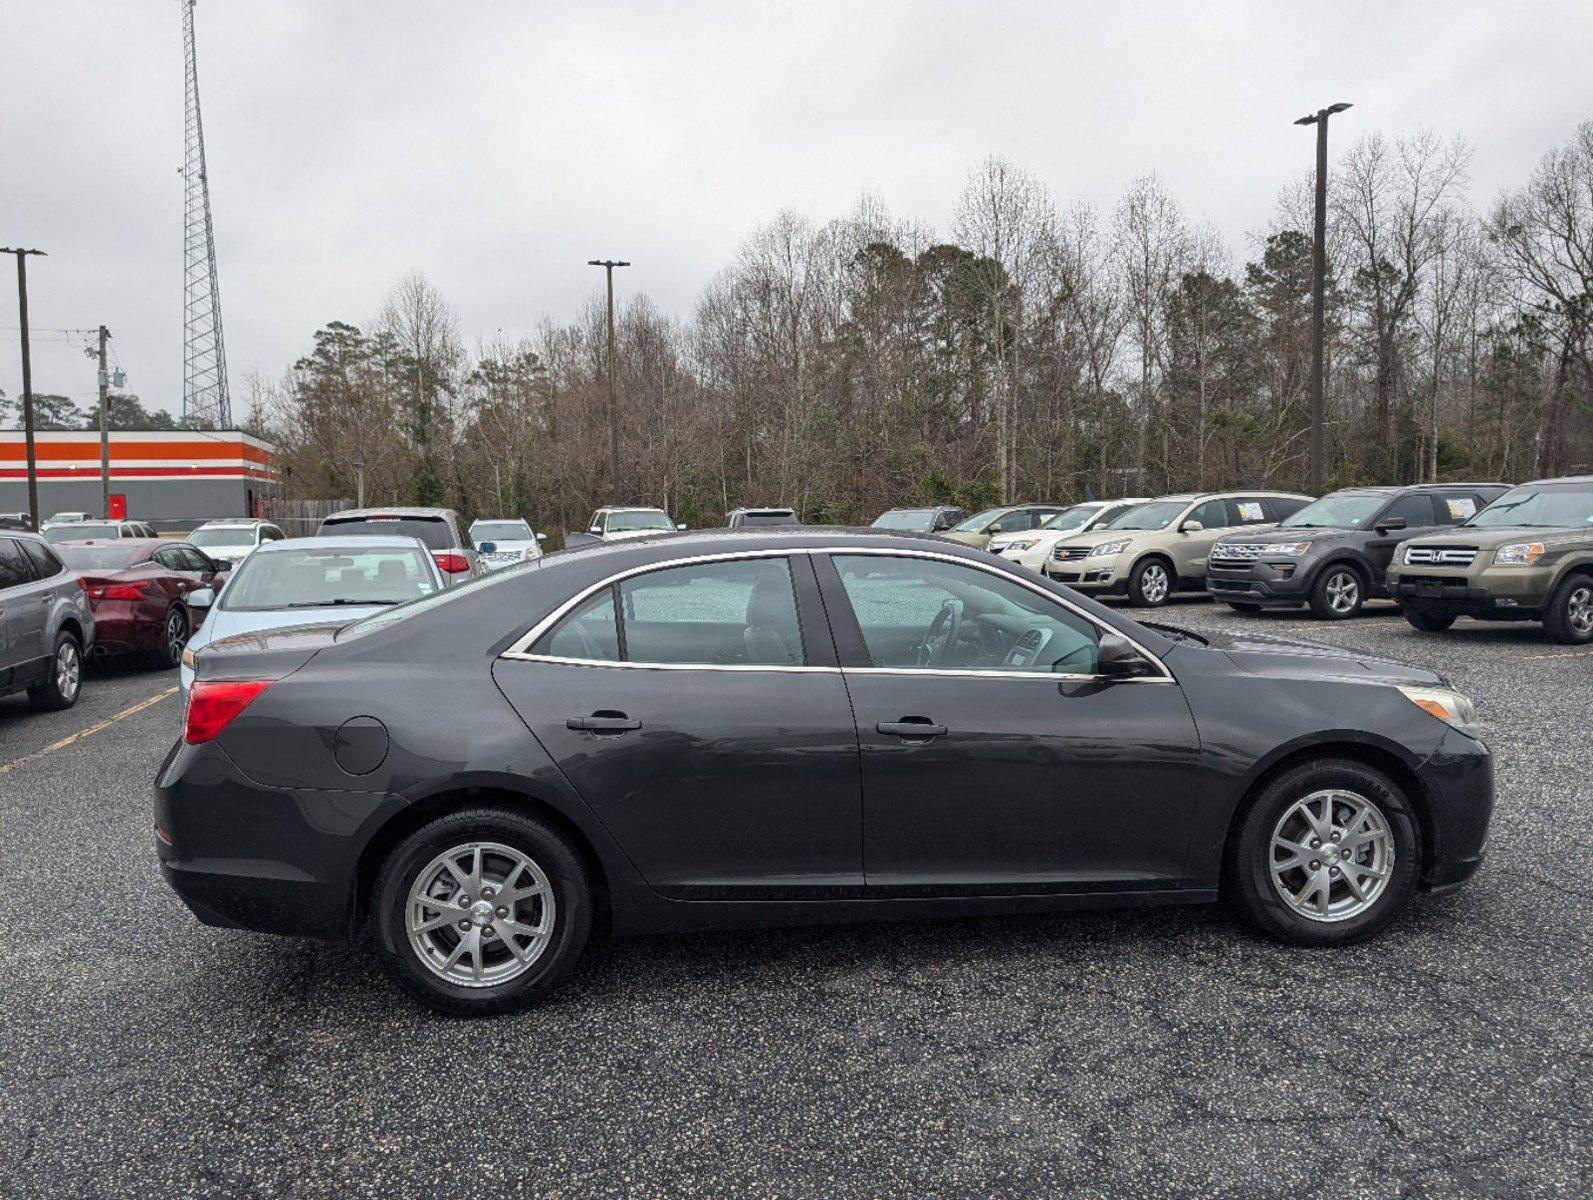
<box><xmin>588</xmin><ymin>259</ymin><xmax>630</xmax><ymax>504</ymax></box>
<box><xmin>1294</xmin><ymin>102</ymin><xmax>1351</xmax><ymax>495</ymax></box>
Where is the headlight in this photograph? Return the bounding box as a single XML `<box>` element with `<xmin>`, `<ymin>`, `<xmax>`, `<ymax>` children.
<box><xmin>1494</xmin><ymin>541</ymin><xmax>1544</xmax><ymax>566</ymax></box>
<box><xmin>1269</xmin><ymin>542</ymin><xmax>1313</xmax><ymax>556</ymax></box>
<box><xmin>1001</xmin><ymin>538</ymin><xmax>1039</xmax><ymax>552</ymax></box>
<box><xmin>1397</xmin><ymin>685</ymin><xmax>1482</xmax><ymax>739</ymax></box>
<box><xmin>1089</xmin><ymin>540</ymin><xmax>1133</xmax><ymax>558</ymax></box>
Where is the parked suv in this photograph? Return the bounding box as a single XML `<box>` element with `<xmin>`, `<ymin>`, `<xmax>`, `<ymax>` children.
<box><xmin>992</xmin><ymin>498</ymin><xmax>1152</xmax><ymax>571</ymax></box>
<box><xmin>941</xmin><ymin>503</ymin><xmax>1070</xmax><ymax>550</ymax></box>
<box><xmin>41</xmin><ymin>519</ymin><xmax>158</xmax><ymax>543</ymax></box>
<box><xmin>870</xmin><ymin>506</ymin><xmax>967</xmax><ymax>533</ymax></box>
<box><xmin>1387</xmin><ymin>474</ymin><xmax>1593</xmax><ymax>643</ymax></box>
<box><xmin>0</xmin><ymin>531</ymin><xmax>94</xmax><ymax>710</ymax></box>
<box><xmin>317</xmin><ymin>507</ymin><xmax>481</xmax><ymax>585</ymax></box>
<box><xmin>724</xmin><ymin>507</ymin><xmax>799</xmax><ymax>528</ymax></box>
<box><xmin>188</xmin><ymin>518</ymin><xmax>287</xmax><ymax>568</ymax></box>
<box><xmin>1206</xmin><ymin>483</ymin><xmax>1510</xmax><ymax>619</ymax></box>
<box><xmin>1045</xmin><ymin>490</ymin><xmax>1313</xmax><ymax>607</ymax></box>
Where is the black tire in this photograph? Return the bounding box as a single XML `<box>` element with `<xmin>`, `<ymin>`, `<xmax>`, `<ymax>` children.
<box><xmin>1227</xmin><ymin>602</ymin><xmax>1261</xmax><ymax>614</ymax></box>
<box><xmin>1225</xmin><ymin>758</ymin><xmax>1420</xmax><ymax>947</ymax></box>
<box><xmin>151</xmin><ymin>606</ymin><xmax>189</xmax><ymax>670</ymax></box>
<box><xmin>28</xmin><ymin>630</ymin><xmax>83</xmax><ymax>711</ymax></box>
<box><xmin>1542</xmin><ymin>573</ymin><xmax>1593</xmax><ymax>645</ymax></box>
<box><xmin>371</xmin><ymin>807</ymin><xmax>593</xmax><ymax>1016</ymax></box>
<box><xmin>1308</xmin><ymin>563</ymin><xmax>1366</xmax><ymax>620</ymax></box>
<box><xmin>1126</xmin><ymin>557</ymin><xmax>1175</xmax><ymax>608</ymax></box>
<box><xmin>1402</xmin><ymin>607</ymin><xmax>1456</xmax><ymax>633</ymax></box>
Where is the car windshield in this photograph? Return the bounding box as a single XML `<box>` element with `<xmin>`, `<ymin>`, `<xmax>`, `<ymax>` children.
<box><xmin>1039</xmin><ymin>506</ymin><xmax>1100</xmax><ymax>532</ymax></box>
<box><xmin>43</xmin><ymin>523</ymin><xmax>120</xmax><ymax>543</ymax></box>
<box><xmin>190</xmin><ymin>527</ymin><xmax>255</xmax><ymax>548</ymax></box>
<box><xmin>471</xmin><ymin>521</ymin><xmax>533</xmax><ymax>542</ymax></box>
<box><xmin>1281</xmin><ymin>493</ymin><xmax>1386</xmax><ymax>528</ymax></box>
<box><xmin>321</xmin><ymin>515</ymin><xmax>455</xmax><ymax>550</ymax></box>
<box><xmin>1465</xmin><ymin>483</ymin><xmax>1593</xmax><ymax>528</ymax></box>
<box><xmin>950</xmin><ymin>508</ymin><xmax>1004</xmax><ymax>532</ymax></box>
<box><xmin>733</xmin><ymin>511</ymin><xmax>798</xmax><ymax>526</ymax></box>
<box><xmin>55</xmin><ymin>543</ymin><xmax>150</xmax><ymax>569</ymax></box>
<box><xmin>1103</xmin><ymin>501</ymin><xmax>1186</xmax><ymax>531</ymax></box>
<box><xmin>871</xmin><ymin>510</ymin><xmax>940</xmax><ymax>530</ymax></box>
<box><xmin>607</xmin><ymin>511</ymin><xmax>674</xmax><ymax>532</ymax></box>
<box><xmin>221</xmin><ymin>547</ymin><xmax>439</xmax><ymax>611</ymax></box>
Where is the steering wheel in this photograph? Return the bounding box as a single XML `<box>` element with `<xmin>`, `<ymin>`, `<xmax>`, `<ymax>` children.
<box><xmin>916</xmin><ymin>599</ymin><xmax>963</xmax><ymax>667</ymax></box>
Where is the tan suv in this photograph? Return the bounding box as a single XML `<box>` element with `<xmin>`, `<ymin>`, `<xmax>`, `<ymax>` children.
<box><xmin>939</xmin><ymin>503</ymin><xmax>1070</xmax><ymax>551</ymax></box>
<box><xmin>1043</xmin><ymin>490</ymin><xmax>1313</xmax><ymax>607</ymax></box>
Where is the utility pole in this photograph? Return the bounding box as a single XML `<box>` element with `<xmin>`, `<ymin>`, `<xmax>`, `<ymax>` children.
<box><xmin>2</xmin><ymin>248</ymin><xmax>46</xmax><ymax>530</ymax></box>
<box><xmin>97</xmin><ymin>325</ymin><xmax>112</xmax><ymax>518</ymax></box>
<box><xmin>354</xmin><ymin>461</ymin><xmax>366</xmax><ymax>508</ymax></box>
<box><xmin>588</xmin><ymin>259</ymin><xmax>629</xmax><ymax>503</ymax></box>
<box><xmin>1294</xmin><ymin>102</ymin><xmax>1351</xmax><ymax>495</ymax></box>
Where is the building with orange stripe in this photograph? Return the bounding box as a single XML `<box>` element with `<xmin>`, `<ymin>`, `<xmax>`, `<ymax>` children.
<box><xmin>0</xmin><ymin>429</ymin><xmax>281</xmax><ymax>527</ymax></box>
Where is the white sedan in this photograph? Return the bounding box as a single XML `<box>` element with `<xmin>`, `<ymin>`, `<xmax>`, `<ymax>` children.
<box><xmin>987</xmin><ymin>498</ymin><xmax>1152</xmax><ymax>571</ymax></box>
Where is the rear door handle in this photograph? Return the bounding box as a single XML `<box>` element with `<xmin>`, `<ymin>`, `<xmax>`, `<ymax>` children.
<box><xmin>567</xmin><ymin>711</ymin><xmax>642</xmax><ymax>733</ymax></box>
<box><xmin>876</xmin><ymin>718</ymin><xmax>948</xmax><ymax>739</ymax></box>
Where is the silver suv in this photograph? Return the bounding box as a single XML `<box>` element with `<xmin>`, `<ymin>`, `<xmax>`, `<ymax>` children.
<box><xmin>0</xmin><ymin>532</ymin><xmax>95</xmax><ymax>710</ymax></box>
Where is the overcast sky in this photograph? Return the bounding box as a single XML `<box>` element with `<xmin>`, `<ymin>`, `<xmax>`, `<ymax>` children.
<box><xmin>3</xmin><ymin>0</ymin><xmax>1589</xmax><ymax>422</ymax></box>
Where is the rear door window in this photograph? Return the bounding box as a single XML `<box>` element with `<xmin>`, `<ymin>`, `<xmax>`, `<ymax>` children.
<box><xmin>1227</xmin><ymin>498</ymin><xmax>1273</xmax><ymax>526</ymax></box>
<box><xmin>0</xmin><ymin>538</ymin><xmax>34</xmax><ymax>590</ymax></box>
<box><xmin>1435</xmin><ymin>495</ymin><xmax>1481</xmax><ymax>525</ymax></box>
<box><xmin>19</xmin><ymin>540</ymin><xmax>63</xmax><ymax>579</ymax></box>
<box><xmin>535</xmin><ymin>589</ymin><xmax>621</xmax><ymax>661</ymax></box>
<box><xmin>621</xmin><ymin>558</ymin><xmax>804</xmax><ymax>667</ymax></box>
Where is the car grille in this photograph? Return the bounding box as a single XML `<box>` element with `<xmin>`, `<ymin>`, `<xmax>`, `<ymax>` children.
<box><xmin>1050</xmin><ymin>546</ymin><xmax>1090</xmax><ymax>562</ymax></box>
<box><xmin>1405</xmin><ymin>545</ymin><xmax>1478</xmax><ymax>567</ymax></box>
<box><xmin>1210</xmin><ymin>543</ymin><xmax>1269</xmax><ymax>562</ymax></box>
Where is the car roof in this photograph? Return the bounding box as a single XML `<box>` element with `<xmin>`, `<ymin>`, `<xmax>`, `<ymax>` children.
<box><xmin>324</xmin><ymin>506</ymin><xmax>456</xmax><ymax>519</ymax></box>
<box><xmin>196</xmin><ymin>517</ymin><xmax>271</xmax><ymax>527</ymax></box>
<box><xmin>1520</xmin><ymin>473</ymin><xmax>1593</xmax><ymax>486</ymax></box>
<box><xmin>595</xmin><ymin>505</ymin><xmax>667</xmax><ymax>514</ymax></box>
<box><xmin>253</xmin><ymin>534</ymin><xmax>428</xmax><ymax>552</ymax></box>
<box><xmin>730</xmin><ymin>507</ymin><xmax>796</xmax><ymax>514</ymax></box>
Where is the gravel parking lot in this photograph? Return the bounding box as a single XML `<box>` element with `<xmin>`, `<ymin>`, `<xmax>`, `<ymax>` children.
<box><xmin>2</xmin><ymin>601</ymin><xmax>1588</xmax><ymax>1199</ymax></box>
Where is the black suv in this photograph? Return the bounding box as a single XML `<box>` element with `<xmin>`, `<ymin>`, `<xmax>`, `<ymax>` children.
<box><xmin>1206</xmin><ymin>483</ymin><xmax>1511</xmax><ymax>619</ymax></box>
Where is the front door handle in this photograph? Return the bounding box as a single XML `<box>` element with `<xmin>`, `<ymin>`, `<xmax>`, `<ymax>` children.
<box><xmin>877</xmin><ymin>717</ymin><xmax>948</xmax><ymax>739</ymax></box>
<box><xmin>567</xmin><ymin>711</ymin><xmax>642</xmax><ymax>733</ymax></box>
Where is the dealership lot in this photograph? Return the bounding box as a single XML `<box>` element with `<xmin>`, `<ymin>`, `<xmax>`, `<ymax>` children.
<box><xmin>1</xmin><ymin>601</ymin><xmax>1588</xmax><ymax>1198</ymax></box>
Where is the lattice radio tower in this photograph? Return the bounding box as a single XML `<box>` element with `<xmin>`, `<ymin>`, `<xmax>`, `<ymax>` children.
<box><xmin>179</xmin><ymin>0</ymin><xmax>231</xmax><ymax>427</ymax></box>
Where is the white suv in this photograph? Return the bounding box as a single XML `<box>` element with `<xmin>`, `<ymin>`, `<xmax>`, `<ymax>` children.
<box><xmin>987</xmin><ymin>498</ymin><xmax>1153</xmax><ymax>571</ymax></box>
<box><xmin>188</xmin><ymin>519</ymin><xmax>288</xmax><ymax>568</ymax></box>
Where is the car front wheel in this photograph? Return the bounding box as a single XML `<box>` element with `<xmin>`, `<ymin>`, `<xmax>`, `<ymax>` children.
<box><xmin>1226</xmin><ymin>758</ymin><xmax>1420</xmax><ymax>946</ymax></box>
<box><xmin>372</xmin><ymin>808</ymin><xmax>592</xmax><ymax>1016</ymax></box>
<box><xmin>1543</xmin><ymin>574</ymin><xmax>1593</xmax><ymax>645</ymax></box>
<box><xmin>1127</xmin><ymin>558</ymin><xmax>1173</xmax><ymax>607</ymax></box>
<box><xmin>1309</xmin><ymin>565</ymin><xmax>1365</xmax><ymax>619</ymax></box>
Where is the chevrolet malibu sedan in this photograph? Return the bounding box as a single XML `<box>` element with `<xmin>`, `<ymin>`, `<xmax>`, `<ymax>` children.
<box><xmin>158</xmin><ymin>529</ymin><xmax>1492</xmax><ymax>1016</ymax></box>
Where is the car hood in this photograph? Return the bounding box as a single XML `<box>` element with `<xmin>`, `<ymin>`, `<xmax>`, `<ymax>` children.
<box><xmin>190</xmin><ymin>604</ymin><xmax>388</xmax><ymax>653</ymax></box>
<box><xmin>1052</xmin><ymin>527</ymin><xmax>1164</xmax><ymax>550</ymax></box>
<box><xmin>1198</xmin><ymin>627</ymin><xmax>1444</xmax><ymax>686</ymax></box>
<box><xmin>989</xmin><ymin>528</ymin><xmax>1075</xmax><ymax>547</ymax></box>
<box><xmin>1218</xmin><ymin>526</ymin><xmax>1351</xmax><ymax>546</ymax></box>
<box><xmin>1406</xmin><ymin>525</ymin><xmax>1589</xmax><ymax>548</ymax></box>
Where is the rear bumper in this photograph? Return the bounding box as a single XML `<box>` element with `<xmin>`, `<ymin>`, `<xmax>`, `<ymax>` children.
<box><xmin>153</xmin><ymin>739</ymin><xmax>390</xmax><ymax>942</ymax></box>
<box><xmin>1415</xmin><ymin>729</ymin><xmax>1494</xmax><ymax>893</ymax></box>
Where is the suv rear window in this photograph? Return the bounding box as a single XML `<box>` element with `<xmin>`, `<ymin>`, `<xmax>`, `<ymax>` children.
<box><xmin>321</xmin><ymin>515</ymin><xmax>455</xmax><ymax>550</ymax></box>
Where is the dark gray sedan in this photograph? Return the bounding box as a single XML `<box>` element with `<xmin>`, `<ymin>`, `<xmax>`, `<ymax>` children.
<box><xmin>156</xmin><ymin>529</ymin><xmax>1493</xmax><ymax>1015</ymax></box>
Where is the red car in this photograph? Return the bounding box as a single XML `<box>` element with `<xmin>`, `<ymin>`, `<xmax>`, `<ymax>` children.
<box><xmin>54</xmin><ymin>539</ymin><xmax>226</xmax><ymax>667</ymax></box>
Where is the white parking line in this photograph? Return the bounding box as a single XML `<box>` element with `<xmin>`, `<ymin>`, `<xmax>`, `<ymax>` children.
<box><xmin>0</xmin><ymin>686</ymin><xmax>178</xmax><ymax>777</ymax></box>
<box><xmin>1518</xmin><ymin>647</ymin><xmax>1593</xmax><ymax>661</ymax></box>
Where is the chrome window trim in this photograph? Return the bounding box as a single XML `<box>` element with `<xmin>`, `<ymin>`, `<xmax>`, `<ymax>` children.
<box><xmin>499</xmin><ymin>545</ymin><xmax>1175</xmax><ymax>683</ymax></box>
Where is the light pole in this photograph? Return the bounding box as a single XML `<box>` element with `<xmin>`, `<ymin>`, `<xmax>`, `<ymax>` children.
<box><xmin>588</xmin><ymin>259</ymin><xmax>629</xmax><ymax>503</ymax></box>
<box><xmin>1294</xmin><ymin>102</ymin><xmax>1351</xmax><ymax>495</ymax></box>
<box><xmin>2</xmin><ymin>247</ymin><xmax>47</xmax><ymax>530</ymax></box>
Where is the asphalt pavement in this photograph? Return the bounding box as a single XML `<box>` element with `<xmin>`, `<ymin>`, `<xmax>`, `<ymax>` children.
<box><xmin>1</xmin><ymin>601</ymin><xmax>1588</xmax><ymax>1198</ymax></box>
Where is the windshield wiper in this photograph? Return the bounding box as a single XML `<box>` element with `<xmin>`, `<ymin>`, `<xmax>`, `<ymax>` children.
<box><xmin>1138</xmin><ymin>621</ymin><xmax>1208</xmax><ymax>646</ymax></box>
<box><xmin>281</xmin><ymin>598</ymin><xmax>402</xmax><ymax>608</ymax></box>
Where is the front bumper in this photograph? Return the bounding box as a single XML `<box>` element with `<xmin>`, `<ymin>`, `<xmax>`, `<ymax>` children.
<box><xmin>1206</xmin><ymin>558</ymin><xmax>1311</xmax><ymax>606</ymax></box>
<box><xmin>1415</xmin><ymin>728</ymin><xmax>1494</xmax><ymax>893</ymax></box>
<box><xmin>153</xmin><ymin>739</ymin><xmax>392</xmax><ymax>942</ymax></box>
<box><xmin>1044</xmin><ymin>557</ymin><xmax>1125</xmax><ymax>593</ymax></box>
<box><xmin>1389</xmin><ymin>566</ymin><xmax>1551</xmax><ymax>620</ymax></box>
<box><xmin>989</xmin><ymin>545</ymin><xmax>1049</xmax><ymax>571</ymax></box>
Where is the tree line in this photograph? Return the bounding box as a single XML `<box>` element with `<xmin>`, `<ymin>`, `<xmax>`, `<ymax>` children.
<box><xmin>0</xmin><ymin>390</ymin><xmax>177</xmax><ymax>432</ymax></box>
<box><xmin>252</xmin><ymin>120</ymin><xmax>1593</xmax><ymax>535</ymax></box>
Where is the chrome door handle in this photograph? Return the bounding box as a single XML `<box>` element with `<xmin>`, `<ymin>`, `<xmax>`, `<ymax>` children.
<box><xmin>877</xmin><ymin>718</ymin><xmax>947</xmax><ymax>739</ymax></box>
<box><xmin>567</xmin><ymin>712</ymin><xmax>641</xmax><ymax>733</ymax></box>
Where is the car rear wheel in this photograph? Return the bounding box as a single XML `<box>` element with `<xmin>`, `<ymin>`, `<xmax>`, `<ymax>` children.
<box><xmin>152</xmin><ymin>606</ymin><xmax>189</xmax><ymax>670</ymax></box>
<box><xmin>28</xmin><ymin>631</ymin><xmax>82</xmax><ymax>711</ymax></box>
<box><xmin>1127</xmin><ymin>558</ymin><xmax>1173</xmax><ymax>607</ymax></box>
<box><xmin>1402</xmin><ymin>607</ymin><xmax>1457</xmax><ymax>633</ymax></box>
<box><xmin>1543</xmin><ymin>574</ymin><xmax>1593</xmax><ymax>645</ymax></box>
<box><xmin>372</xmin><ymin>808</ymin><xmax>592</xmax><ymax>1016</ymax></box>
<box><xmin>1226</xmin><ymin>758</ymin><xmax>1419</xmax><ymax>946</ymax></box>
<box><xmin>1309</xmin><ymin>565</ymin><xmax>1364</xmax><ymax>620</ymax></box>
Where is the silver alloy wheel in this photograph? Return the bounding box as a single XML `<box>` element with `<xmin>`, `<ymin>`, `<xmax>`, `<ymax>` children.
<box><xmin>406</xmin><ymin>841</ymin><xmax>555</xmax><ymax>988</ymax></box>
<box><xmin>1269</xmin><ymin>789</ymin><xmax>1394</xmax><ymax>922</ymax></box>
<box><xmin>1567</xmin><ymin>584</ymin><xmax>1593</xmax><ymax>636</ymax></box>
<box><xmin>165</xmin><ymin>609</ymin><xmax>187</xmax><ymax>661</ymax></box>
<box><xmin>55</xmin><ymin>640</ymin><xmax>80</xmax><ymax>701</ymax></box>
<box><xmin>1325</xmin><ymin>570</ymin><xmax>1360</xmax><ymax>614</ymax></box>
<box><xmin>1139</xmin><ymin>562</ymin><xmax>1170</xmax><ymax>605</ymax></box>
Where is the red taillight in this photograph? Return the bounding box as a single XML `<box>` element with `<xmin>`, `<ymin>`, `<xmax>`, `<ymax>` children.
<box><xmin>184</xmin><ymin>679</ymin><xmax>273</xmax><ymax>745</ymax></box>
<box><xmin>77</xmin><ymin>577</ymin><xmax>149</xmax><ymax>602</ymax></box>
<box><xmin>432</xmin><ymin>551</ymin><xmax>470</xmax><ymax>574</ymax></box>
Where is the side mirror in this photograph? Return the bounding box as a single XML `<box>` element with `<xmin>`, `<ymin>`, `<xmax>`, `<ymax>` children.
<box><xmin>1181</xmin><ymin>520</ymin><xmax>1204</xmax><ymax>533</ymax></box>
<box><xmin>535</xmin><ymin>532</ymin><xmax>548</xmax><ymax>541</ymax></box>
<box><xmin>1376</xmin><ymin>517</ymin><xmax>1407</xmax><ymax>533</ymax></box>
<box><xmin>480</xmin><ymin>541</ymin><xmax>497</xmax><ymax>553</ymax></box>
<box><xmin>588</xmin><ymin>526</ymin><xmax>602</xmax><ymax>535</ymax></box>
<box><xmin>1097</xmin><ymin>631</ymin><xmax>1156</xmax><ymax>680</ymax></box>
<box><xmin>187</xmin><ymin>587</ymin><xmax>215</xmax><ymax>609</ymax></box>
<box><xmin>676</xmin><ymin>523</ymin><xmax>687</xmax><ymax>530</ymax></box>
